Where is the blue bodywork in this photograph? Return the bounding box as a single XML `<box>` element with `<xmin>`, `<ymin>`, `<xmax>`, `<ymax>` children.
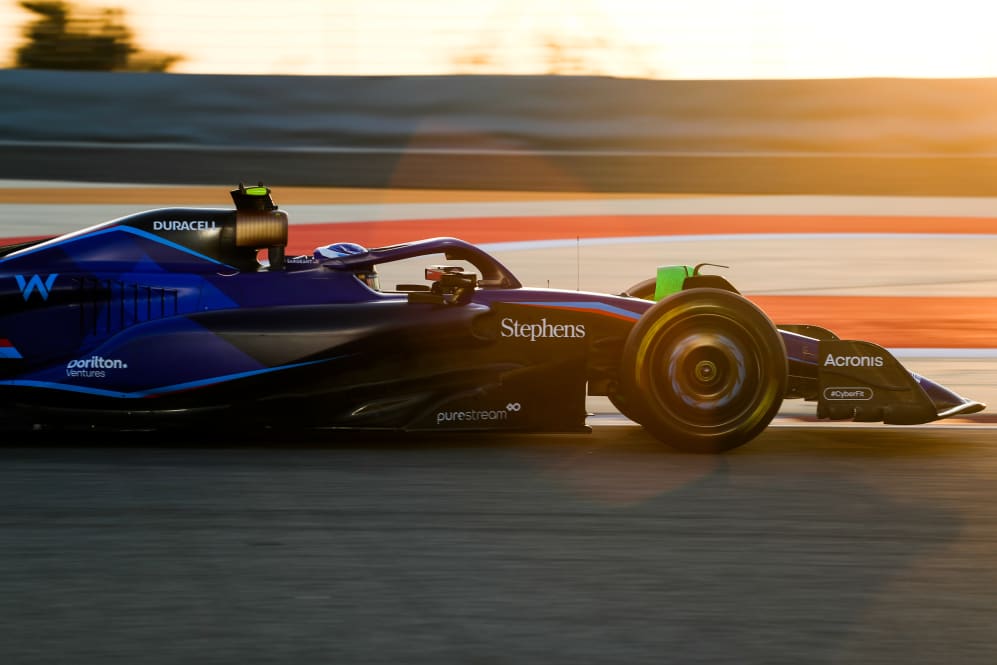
<box><xmin>0</xmin><ymin>188</ymin><xmax>983</xmax><ymax>441</ymax></box>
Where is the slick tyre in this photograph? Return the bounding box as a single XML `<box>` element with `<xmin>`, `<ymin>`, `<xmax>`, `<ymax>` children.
<box><xmin>620</xmin><ymin>288</ymin><xmax>787</xmax><ymax>453</ymax></box>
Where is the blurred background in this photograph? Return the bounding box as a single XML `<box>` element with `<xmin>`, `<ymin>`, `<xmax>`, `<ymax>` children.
<box><xmin>5</xmin><ymin>0</ymin><xmax>997</xmax><ymax>191</ymax></box>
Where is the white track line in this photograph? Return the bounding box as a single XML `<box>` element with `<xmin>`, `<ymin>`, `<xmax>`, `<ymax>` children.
<box><xmin>479</xmin><ymin>233</ymin><xmax>997</xmax><ymax>254</ymax></box>
<box><xmin>587</xmin><ymin>413</ymin><xmax>997</xmax><ymax>431</ymax></box>
<box><xmin>891</xmin><ymin>349</ymin><xmax>997</xmax><ymax>359</ymax></box>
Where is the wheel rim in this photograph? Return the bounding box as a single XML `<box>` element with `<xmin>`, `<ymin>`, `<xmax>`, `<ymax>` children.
<box><xmin>644</xmin><ymin>314</ymin><xmax>763</xmax><ymax>431</ymax></box>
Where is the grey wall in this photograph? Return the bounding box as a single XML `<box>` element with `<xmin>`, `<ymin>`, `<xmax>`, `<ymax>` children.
<box><xmin>5</xmin><ymin>70</ymin><xmax>997</xmax><ymax>193</ymax></box>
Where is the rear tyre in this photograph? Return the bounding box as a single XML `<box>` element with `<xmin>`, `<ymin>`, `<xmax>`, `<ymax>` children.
<box><xmin>619</xmin><ymin>288</ymin><xmax>787</xmax><ymax>453</ymax></box>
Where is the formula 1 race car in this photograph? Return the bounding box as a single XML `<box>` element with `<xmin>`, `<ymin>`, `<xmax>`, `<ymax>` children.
<box><xmin>0</xmin><ymin>185</ymin><xmax>984</xmax><ymax>452</ymax></box>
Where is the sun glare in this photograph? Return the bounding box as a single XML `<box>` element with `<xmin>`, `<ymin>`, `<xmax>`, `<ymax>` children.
<box><xmin>776</xmin><ymin>1</ymin><xmax>997</xmax><ymax>78</ymax></box>
<box><xmin>3</xmin><ymin>0</ymin><xmax>997</xmax><ymax>78</ymax></box>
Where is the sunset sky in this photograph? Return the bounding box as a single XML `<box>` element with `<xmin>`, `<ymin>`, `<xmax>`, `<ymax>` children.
<box><xmin>3</xmin><ymin>0</ymin><xmax>997</xmax><ymax>78</ymax></box>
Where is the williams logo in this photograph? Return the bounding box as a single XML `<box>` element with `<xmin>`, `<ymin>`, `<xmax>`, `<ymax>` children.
<box><xmin>15</xmin><ymin>274</ymin><xmax>58</xmax><ymax>301</ymax></box>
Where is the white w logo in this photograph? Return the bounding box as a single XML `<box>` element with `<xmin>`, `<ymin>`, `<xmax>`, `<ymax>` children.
<box><xmin>15</xmin><ymin>274</ymin><xmax>58</xmax><ymax>301</ymax></box>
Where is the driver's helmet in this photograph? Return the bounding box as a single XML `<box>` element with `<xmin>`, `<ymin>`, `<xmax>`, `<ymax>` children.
<box><xmin>314</xmin><ymin>242</ymin><xmax>368</xmax><ymax>260</ymax></box>
<box><xmin>313</xmin><ymin>243</ymin><xmax>378</xmax><ymax>290</ymax></box>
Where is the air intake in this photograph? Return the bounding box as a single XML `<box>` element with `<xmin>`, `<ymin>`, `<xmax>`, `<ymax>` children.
<box><xmin>235</xmin><ymin>210</ymin><xmax>288</xmax><ymax>248</ymax></box>
<box><xmin>230</xmin><ymin>184</ymin><xmax>288</xmax><ymax>269</ymax></box>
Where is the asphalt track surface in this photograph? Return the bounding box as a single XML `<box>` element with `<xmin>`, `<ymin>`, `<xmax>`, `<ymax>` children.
<box><xmin>2</xmin><ymin>186</ymin><xmax>997</xmax><ymax>664</ymax></box>
<box><xmin>4</xmin><ymin>426</ymin><xmax>997</xmax><ymax>665</ymax></box>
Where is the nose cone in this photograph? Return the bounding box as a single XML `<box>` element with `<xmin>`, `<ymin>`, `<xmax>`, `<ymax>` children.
<box><xmin>915</xmin><ymin>372</ymin><xmax>986</xmax><ymax>419</ymax></box>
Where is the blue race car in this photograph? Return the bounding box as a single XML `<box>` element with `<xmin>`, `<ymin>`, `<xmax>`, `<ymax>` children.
<box><xmin>0</xmin><ymin>185</ymin><xmax>984</xmax><ymax>452</ymax></box>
